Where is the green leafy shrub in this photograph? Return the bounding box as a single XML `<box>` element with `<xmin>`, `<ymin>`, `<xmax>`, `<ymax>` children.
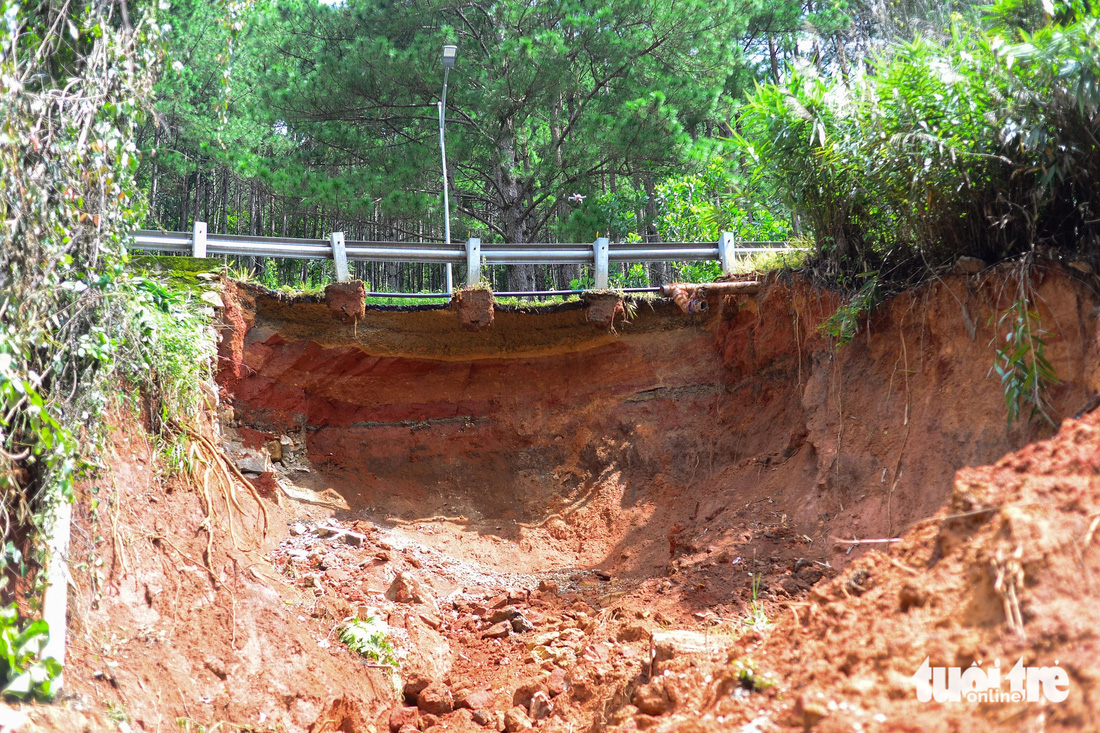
<box><xmin>0</xmin><ymin>604</ymin><xmax>61</xmax><ymax>701</ymax></box>
<box><xmin>655</xmin><ymin>157</ymin><xmax>792</xmax><ymax>245</ymax></box>
<box><xmin>820</xmin><ymin>273</ymin><xmax>880</xmax><ymax>346</ymax></box>
<box><xmin>338</xmin><ymin>616</ymin><xmax>399</xmax><ymax>668</ymax></box>
<box><xmin>990</xmin><ymin>298</ymin><xmax>1060</xmax><ymax>426</ymax></box>
<box><xmin>734</xmin><ymin>1</ymin><xmax>1100</xmax><ymax>287</ymax></box>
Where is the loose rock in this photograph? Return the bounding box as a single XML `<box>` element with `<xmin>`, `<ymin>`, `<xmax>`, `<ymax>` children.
<box><xmin>417</xmin><ymin>682</ymin><xmax>454</xmax><ymax>716</ymax></box>
<box><xmin>388</xmin><ymin>706</ymin><xmax>419</xmax><ymax>733</ymax></box>
<box><xmin>403</xmin><ymin>672</ymin><xmax>433</xmax><ymax>702</ymax></box>
<box><xmin>483</xmin><ymin>621</ymin><xmax>511</xmax><ymax>639</ymax></box>
<box><xmin>529</xmin><ymin>691</ymin><xmax>552</xmax><ymax>720</ymax></box>
<box><xmin>456</xmin><ymin>689</ymin><xmax>495</xmax><ymax>711</ymax></box>
<box><xmin>386</xmin><ymin>572</ymin><xmax>441</xmax><ymax>616</ymax></box>
<box><xmin>510</xmin><ymin>613</ymin><xmax>535</xmax><ymax>633</ymax></box>
<box><xmin>504</xmin><ymin>706</ymin><xmax>533</xmax><ymax>732</ymax></box>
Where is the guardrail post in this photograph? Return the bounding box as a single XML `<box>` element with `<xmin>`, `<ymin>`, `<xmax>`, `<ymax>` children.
<box><xmin>191</xmin><ymin>220</ymin><xmax>207</xmax><ymax>258</ymax></box>
<box><xmin>330</xmin><ymin>231</ymin><xmax>349</xmax><ymax>282</ymax></box>
<box><xmin>594</xmin><ymin>236</ymin><xmax>610</xmax><ymax>289</ymax></box>
<box><xmin>719</xmin><ymin>232</ymin><xmax>737</xmax><ymax>275</ymax></box>
<box><xmin>466</xmin><ymin>237</ymin><xmax>482</xmax><ymax>287</ymax></box>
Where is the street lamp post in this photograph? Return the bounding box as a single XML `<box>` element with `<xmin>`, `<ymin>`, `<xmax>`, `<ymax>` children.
<box><xmin>439</xmin><ymin>44</ymin><xmax>457</xmax><ymax>293</ymax></box>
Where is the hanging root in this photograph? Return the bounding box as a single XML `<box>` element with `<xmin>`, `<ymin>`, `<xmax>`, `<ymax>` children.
<box><xmin>164</xmin><ymin>422</ymin><xmax>272</xmax><ymax>586</ymax></box>
<box><xmin>192</xmin><ymin>430</ymin><xmax>270</xmax><ymax>535</ymax></box>
<box><xmin>992</xmin><ymin>545</ymin><xmax>1026</xmax><ymax>640</ymax></box>
<box><xmin>176</xmin><ymin>424</ymin><xmax>270</xmax><ymax>536</ymax></box>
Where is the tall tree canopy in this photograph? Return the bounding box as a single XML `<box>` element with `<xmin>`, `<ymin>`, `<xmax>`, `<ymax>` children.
<box><xmin>260</xmin><ymin>0</ymin><xmax>745</xmax><ymax>287</ymax></box>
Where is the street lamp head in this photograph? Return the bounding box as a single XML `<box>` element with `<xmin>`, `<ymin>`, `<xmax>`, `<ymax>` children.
<box><xmin>442</xmin><ymin>44</ymin><xmax>457</xmax><ymax>69</ymax></box>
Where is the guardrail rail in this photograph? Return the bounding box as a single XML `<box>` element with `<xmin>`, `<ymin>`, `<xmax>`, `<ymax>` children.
<box><xmin>132</xmin><ymin>222</ymin><xmax>802</xmax><ymax>290</ymax></box>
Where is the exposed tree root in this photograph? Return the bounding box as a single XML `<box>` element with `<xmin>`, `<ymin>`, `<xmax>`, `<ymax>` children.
<box><xmin>162</xmin><ymin>422</ymin><xmax>271</xmax><ymax>585</ymax></box>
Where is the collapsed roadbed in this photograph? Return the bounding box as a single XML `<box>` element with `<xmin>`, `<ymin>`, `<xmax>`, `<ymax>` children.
<box><xmin>29</xmin><ymin>265</ymin><xmax>1100</xmax><ymax>732</ymax></box>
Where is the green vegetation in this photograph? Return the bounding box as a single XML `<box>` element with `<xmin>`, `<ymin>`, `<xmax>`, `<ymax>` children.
<box><xmin>733</xmin><ymin>658</ymin><xmax>776</xmax><ymax>693</ymax></box>
<box><xmin>734</xmin><ymin>0</ymin><xmax>1100</xmax><ymax>287</ymax></box>
<box><xmin>0</xmin><ymin>0</ymin><xmax>220</xmax><ymax>693</ymax></box>
<box><xmin>991</xmin><ymin>297</ymin><xmax>1060</xmax><ymax>427</ymax></box>
<box><xmin>338</xmin><ymin>616</ymin><xmax>399</xmax><ymax>668</ymax></box>
<box><xmin>0</xmin><ymin>603</ymin><xmax>61</xmax><ymax>700</ymax></box>
<box><xmin>819</xmin><ymin>273</ymin><xmax>880</xmax><ymax>346</ymax></box>
<box><xmin>741</xmin><ymin>573</ymin><xmax>771</xmax><ymax>632</ymax></box>
<box><xmin>134</xmin><ymin>0</ymin><xmax>1099</xmax><ymax>296</ymax></box>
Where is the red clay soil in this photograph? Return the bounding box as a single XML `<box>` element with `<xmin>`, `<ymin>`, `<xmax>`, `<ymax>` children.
<box><xmin>4</xmin><ymin>263</ymin><xmax>1099</xmax><ymax>732</ymax></box>
<box><xmin>55</xmin><ymin>411</ymin><xmax>396</xmax><ymax>733</ymax></box>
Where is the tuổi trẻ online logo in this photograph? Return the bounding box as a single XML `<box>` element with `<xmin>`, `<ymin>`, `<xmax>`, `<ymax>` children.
<box><xmin>912</xmin><ymin>657</ymin><xmax>1070</xmax><ymax>703</ymax></box>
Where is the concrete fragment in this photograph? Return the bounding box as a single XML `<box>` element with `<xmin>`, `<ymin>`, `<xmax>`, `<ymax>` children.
<box><xmin>315</xmin><ymin>525</ymin><xmax>367</xmax><ymax>546</ymax></box>
<box><xmin>649</xmin><ymin>630</ymin><xmax>738</xmax><ymax>674</ymax></box>
<box><xmin>199</xmin><ymin>290</ymin><xmax>225</xmax><ymax>308</ymax></box>
<box><xmin>226</xmin><ymin>444</ymin><xmax>270</xmax><ymax>474</ymax></box>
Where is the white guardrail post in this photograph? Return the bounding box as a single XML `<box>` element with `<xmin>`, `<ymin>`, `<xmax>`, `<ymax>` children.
<box><xmin>329</xmin><ymin>231</ymin><xmax>349</xmax><ymax>282</ymax></box>
<box><xmin>594</xmin><ymin>236</ymin><xmax>610</xmax><ymax>289</ymax></box>
<box><xmin>719</xmin><ymin>231</ymin><xmax>737</xmax><ymax>275</ymax></box>
<box><xmin>191</xmin><ymin>220</ymin><xmax>207</xmax><ymax>258</ymax></box>
<box><xmin>466</xmin><ymin>237</ymin><xmax>482</xmax><ymax>287</ymax></box>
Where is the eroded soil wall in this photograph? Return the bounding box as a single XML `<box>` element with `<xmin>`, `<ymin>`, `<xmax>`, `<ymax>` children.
<box><xmin>218</xmin><ymin>268</ymin><xmax>1100</xmax><ymax>574</ymax></box>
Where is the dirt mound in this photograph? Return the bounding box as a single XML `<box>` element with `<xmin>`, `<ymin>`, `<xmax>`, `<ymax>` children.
<box><xmin>610</xmin><ymin>403</ymin><xmax>1100</xmax><ymax>732</ymax></box>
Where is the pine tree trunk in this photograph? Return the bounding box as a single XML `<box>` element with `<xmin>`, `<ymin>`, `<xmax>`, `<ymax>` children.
<box><xmin>219</xmin><ymin>170</ymin><xmax>229</xmax><ymax>234</ymax></box>
<box><xmin>643</xmin><ymin>175</ymin><xmax>669</xmax><ymax>284</ymax></box>
<box><xmin>179</xmin><ymin>172</ymin><xmax>189</xmax><ymax>231</ymax></box>
<box><xmin>496</xmin><ymin>120</ymin><xmax>535</xmax><ymax>291</ymax></box>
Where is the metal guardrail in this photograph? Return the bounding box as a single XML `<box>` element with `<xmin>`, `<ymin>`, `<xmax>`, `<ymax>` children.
<box><xmin>131</xmin><ymin>222</ymin><xmax>802</xmax><ymax>289</ymax></box>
